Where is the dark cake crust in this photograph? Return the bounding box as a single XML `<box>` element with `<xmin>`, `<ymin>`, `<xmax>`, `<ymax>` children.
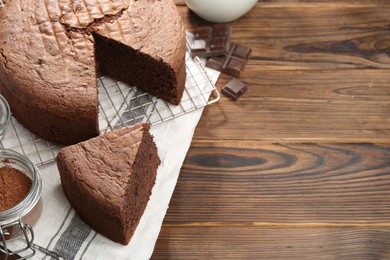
<box><xmin>56</xmin><ymin>123</ymin><xmax>160</xmax><ymax>244</ymax></box>
<box><xmin>0</xmin><ymin>0</ymin><xmax>186</xmax><ymax>144</ymax></box>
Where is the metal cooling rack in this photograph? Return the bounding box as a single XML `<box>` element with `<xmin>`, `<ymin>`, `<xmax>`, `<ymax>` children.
<box><xmin>98</xmin><ymin>54</ymin><xmax>219</xmax><ymax>133</ymax></box>
<box><xmin>0</xmin><ymin>48</ymin><xmax>219</xmax><ymax>167</ymax></box>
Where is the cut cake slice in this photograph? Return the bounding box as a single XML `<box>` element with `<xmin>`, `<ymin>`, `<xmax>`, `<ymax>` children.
<box><xmin>56</xmin><ymin>123</ymin><xmax>160</xmax><ymax>245</ymax></box>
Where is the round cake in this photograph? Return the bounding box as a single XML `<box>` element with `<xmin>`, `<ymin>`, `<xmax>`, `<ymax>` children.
<box><xmin>0</xmin><ymin>0</ymin><xmax>186</xmax><ymax>145</ymax></box>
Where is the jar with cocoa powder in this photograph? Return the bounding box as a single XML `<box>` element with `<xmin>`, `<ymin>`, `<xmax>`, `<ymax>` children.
<box><xmin>0</xmin><ymin>149</ymin><xmax>42</xmax><ymax>259</ymax></box>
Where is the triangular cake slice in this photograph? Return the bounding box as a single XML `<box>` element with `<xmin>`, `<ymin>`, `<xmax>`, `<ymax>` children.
<box><xmin>56</xmin><ymin>123</ymin><xmax>160</xmax><ymax>245</ymax></box>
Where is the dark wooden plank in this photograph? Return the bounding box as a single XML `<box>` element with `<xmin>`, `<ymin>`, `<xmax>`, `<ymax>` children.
<box><xmin>194</xmin><ymin>69</ymin><xmax>390</xmax><ymax>142</ymax></box>
<box><xmin>152</xmin><ymin>226</ymin><xmax>390</xmax><ymax>259</ymax></box>
<box><xmin>164</xmin><ymin>142</ymin><xmax>390</xmax><ymax>223</ymax></box>
<box><xmin>257</xmin><ymin>0</ymin><xmax>390</xmax><ymax>7</ymax></box>
<box><xmin>180</xmin><ymin>6</ymin><xmax>390</xmax><ymax>69</ymax></box>
<box><xmin>239</xmin><ymin>7</ymin><xmax>390</xmax><ymax>69</ymax></box>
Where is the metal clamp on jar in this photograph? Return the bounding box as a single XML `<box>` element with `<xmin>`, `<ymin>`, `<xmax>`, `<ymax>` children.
<box><xmin>0</xmin><ymin>95</ymin><xmax>43</xmax><ymax>259</ymax></box>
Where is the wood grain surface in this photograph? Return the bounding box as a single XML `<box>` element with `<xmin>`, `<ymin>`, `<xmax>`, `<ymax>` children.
<box><xmin>166</xmin><ymin>142</ymin><xmax>390</xmax><ymax>223</ymax></box>
<box><xmin>152</xmin><ymin>1</ymin><xmax>390</xmax><ymax>259</ymax></box>
<box><xmin>154</xmin><ymin>227</ymin><xmax>390</xmax><ymax>259</ymax></box>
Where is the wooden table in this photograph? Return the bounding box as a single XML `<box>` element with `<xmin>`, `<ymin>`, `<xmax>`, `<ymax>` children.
<box><xmin>152</xmin><ymin>1</ymin><xmax>390</xmax><ymax>258</ymax></box>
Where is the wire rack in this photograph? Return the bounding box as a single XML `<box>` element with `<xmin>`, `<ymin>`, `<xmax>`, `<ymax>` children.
<box><xmin>98</xmin><ymin>54</ymin><xmax>219</xmax><ymax>133</ymax></box>
<box><xmin>0</xmin><ymin>46</ymin><xmax>219</xmax><ymax>167</ymax></box>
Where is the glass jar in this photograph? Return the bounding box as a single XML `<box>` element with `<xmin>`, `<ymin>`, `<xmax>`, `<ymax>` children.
<box><xmin>0</xmin><ymin>94</ymin><xmax>10</xmax><ymax>142</ymax></box>
<box><xmin>0</xmin><ymin>149</ymin><xmax>42</xmax><ymax>259</ymax></box>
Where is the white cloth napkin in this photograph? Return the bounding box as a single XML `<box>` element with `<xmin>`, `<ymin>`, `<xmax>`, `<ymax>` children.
<box><xmin>7</xmin><ymin>61</ymin><xmax>220</xmax><ymax>259</ymax></box>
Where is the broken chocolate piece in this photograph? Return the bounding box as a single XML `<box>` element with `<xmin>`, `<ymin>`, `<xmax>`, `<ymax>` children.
<box><xmin>221</xmin><ymin>78</ymin><xmax>247</xmax><ymax>101</ymax></box>
<box><xmin>189</xmin><ymin>24</ymin><xmax>232</xmax><ymax>58</ymax></box>
<box><xmin>206</xmin><ymin>42</ymin><xmax>251</xmax><ymax>78</ymax></box>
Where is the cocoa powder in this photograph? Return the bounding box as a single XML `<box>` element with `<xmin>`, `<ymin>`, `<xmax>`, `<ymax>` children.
<box><xmin>0</xmin><ymin>167</ymin><xmax>32</xmax><ymax>212</ymax></box>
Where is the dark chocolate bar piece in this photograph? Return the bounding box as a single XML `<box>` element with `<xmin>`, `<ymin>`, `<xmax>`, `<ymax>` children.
<box><xmin>221</xmin><ymin>78</ymin><xmax>247</xmax><ymax>101</ymax></box>
<box><xmin>206</xmin><ymin>42</ymin><xmax>251</xmax><ymax>78</ymax></box>
<box><xmin>189</xmin><ymin>24</ymin><xmax>232</xmax><ymax>58</ymax></box>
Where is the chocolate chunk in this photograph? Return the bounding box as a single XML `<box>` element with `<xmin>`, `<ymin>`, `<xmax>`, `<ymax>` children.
<box><xmin>189</xmin><ymin>24</ymin><xmax>232</xmax><ymax>58</ymax></box>
<box><xmin>206</xmin><ymin>42</ymin><xmax>251</xmax><ymax>78</ymax></box>
<box><xmin>221</xmin><ymin>78</ymin><xmax>247</xmax><ymax>101</ymax></box>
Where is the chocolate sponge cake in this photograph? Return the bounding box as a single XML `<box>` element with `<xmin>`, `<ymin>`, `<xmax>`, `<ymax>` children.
<box><xmin>0</xmin><ymin>0</ymin><xmax>186</xmax><ymax>145</ymax></box>
<box><xmin>56</xmin><ymin>123</ymin><xmax>160</xmax><ymax>245</ymax></box>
